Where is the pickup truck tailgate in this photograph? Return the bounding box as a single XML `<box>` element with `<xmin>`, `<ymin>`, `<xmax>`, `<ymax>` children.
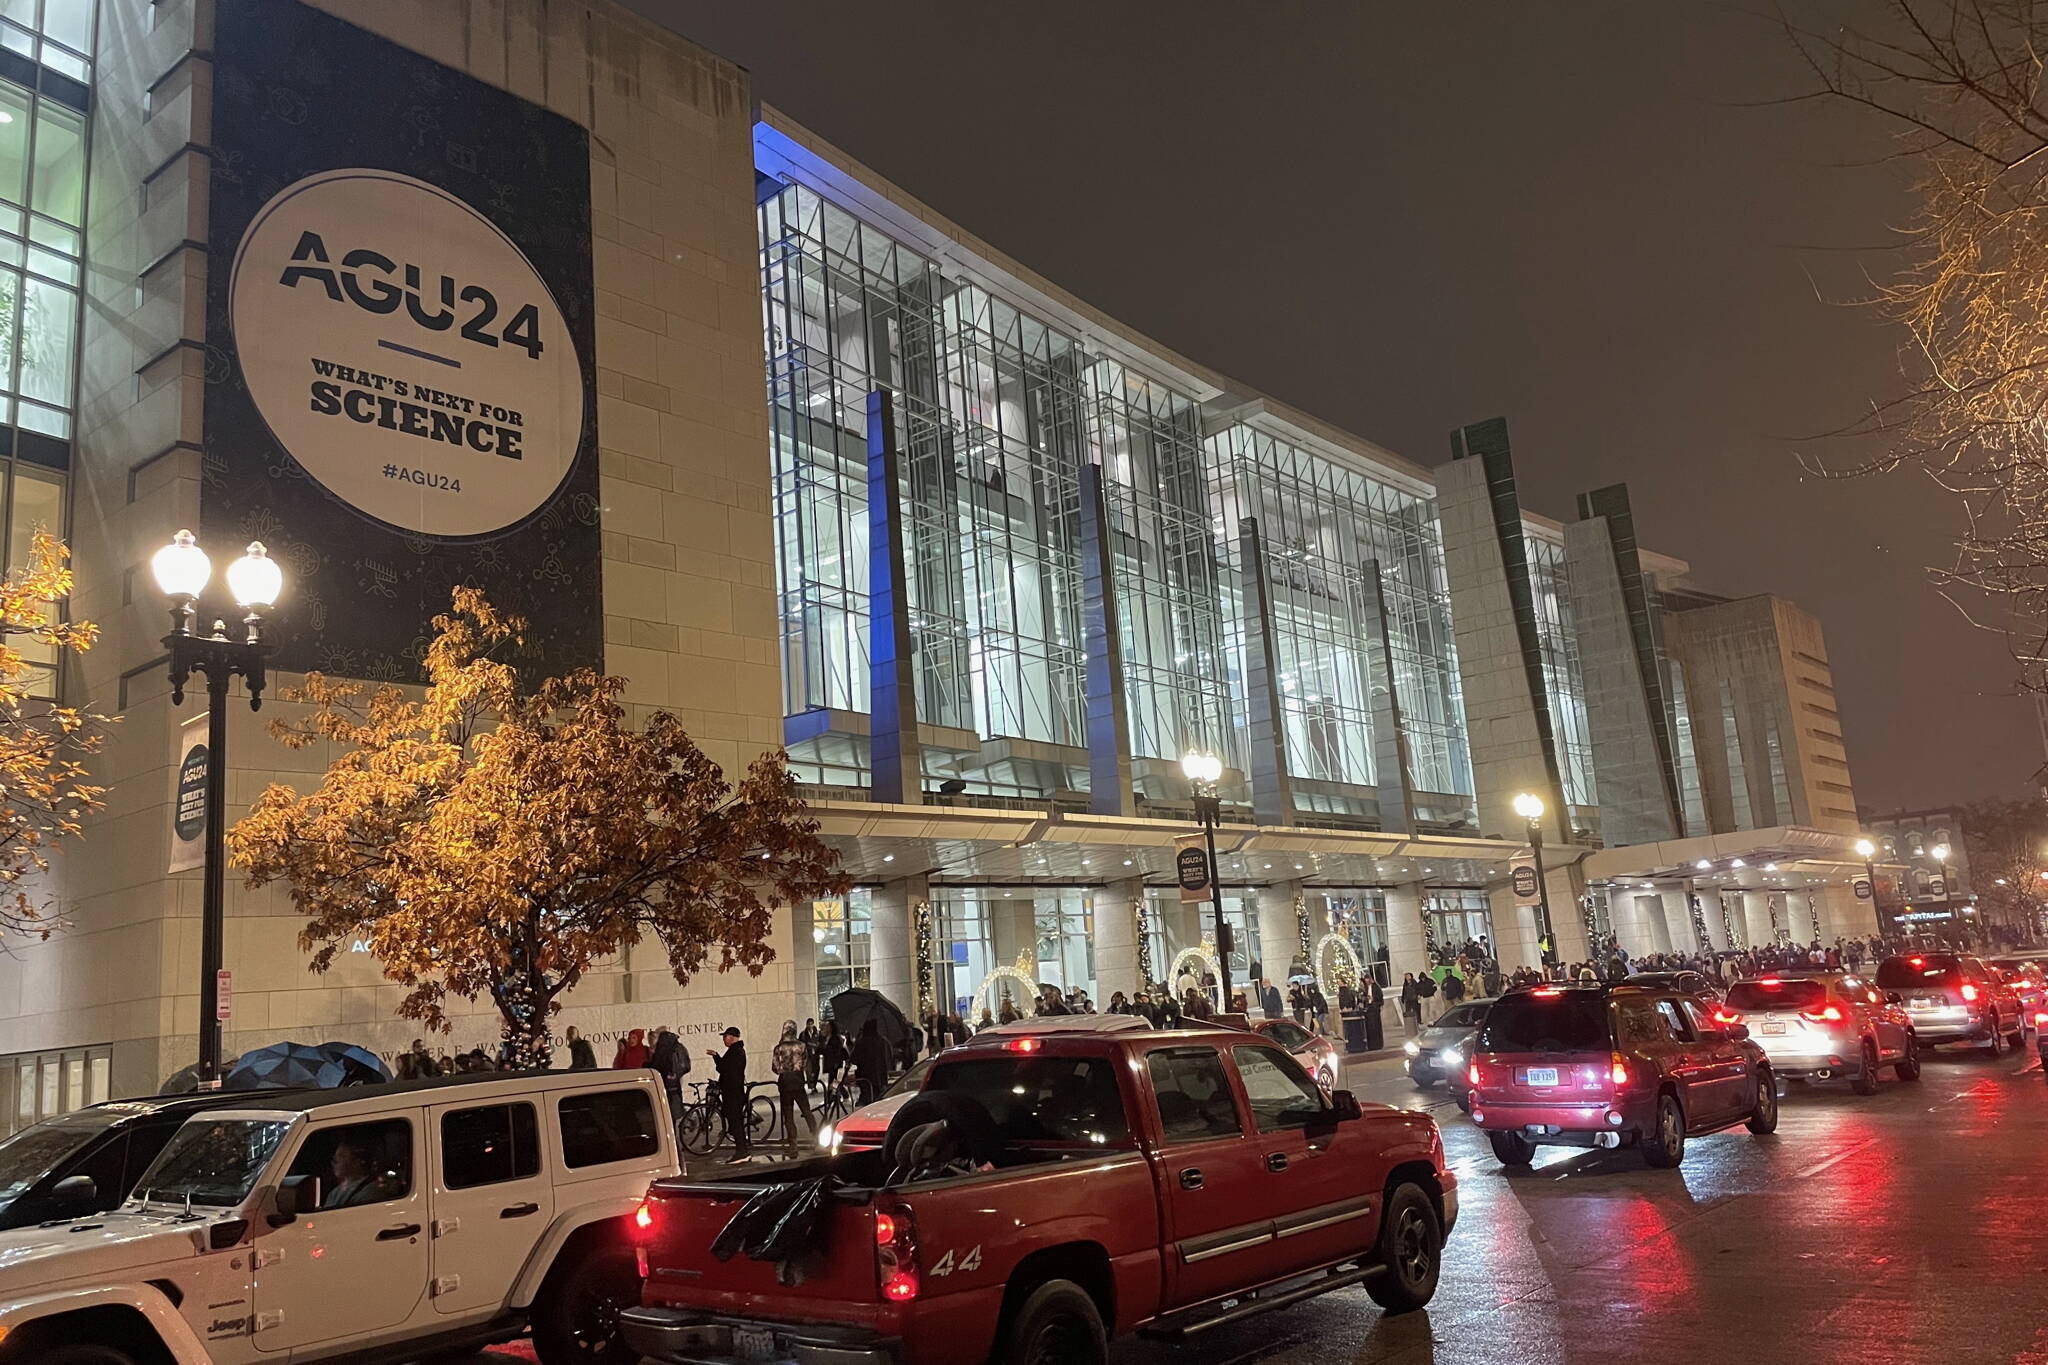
<box><xmin>639</xmin><ymin>1178</ymin><xmax>886</xmax><ymax>1327</ymax></box>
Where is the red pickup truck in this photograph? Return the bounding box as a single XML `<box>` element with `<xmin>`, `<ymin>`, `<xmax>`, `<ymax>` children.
<box><xmin>620</xmin><ymin>1016</ymin><xmax>1455</xmax><ymax>1365</ymax></box>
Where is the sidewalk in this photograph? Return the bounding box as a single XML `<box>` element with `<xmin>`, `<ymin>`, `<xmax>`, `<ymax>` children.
<box><xmin>1339</xmin><ymin>1046</ymin><xmax>1405</xmax><ymax>1066</ymax></box>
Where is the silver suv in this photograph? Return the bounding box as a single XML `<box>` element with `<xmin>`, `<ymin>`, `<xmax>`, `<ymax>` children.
<box><xmin>1721</xmin><ymin>973</ymin><xmax>1919</xmax><ymax>1094</ymax></box>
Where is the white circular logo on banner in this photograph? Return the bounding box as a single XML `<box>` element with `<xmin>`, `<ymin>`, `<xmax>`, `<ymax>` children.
<box><xmin>229</xmin><ymin>169</ymin><xmax>585</xmax><ymax>538</ymax></box>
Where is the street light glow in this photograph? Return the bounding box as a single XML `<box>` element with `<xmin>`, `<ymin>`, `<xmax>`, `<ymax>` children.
<box><xmin>226</xmin><ymin>541</ymin><xmax>284</xmax><ymax>608</ymax></box>
<box><xmin>1511</xmin><ymin>791</ymin><xmax>1545</xmax><ymax>821</ymax></box>
<box><xmin>1855</xmin><ymin>838</ymin><xmax>1876</xmax><ymax>859</ymax></box>
<box><xmin>1181</xmin><ymin>750</ymin><xmax>1223</xmax><ymax>785</ymax></box>
<box><xmin>151</xmin><ymin>529</ymin><xmax>211</xmax><ymax>601</ymax></box>
<box><xmin>1930</xmin><ymin>843</ymin><xmax>1950</xmax><ymax>863</ymax></box>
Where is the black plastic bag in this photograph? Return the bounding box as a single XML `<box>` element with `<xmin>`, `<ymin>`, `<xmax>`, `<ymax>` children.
<box><xmin>708</xmin><ymin>1176</ymin><xmax>839</xmax><ymax>1269</ymax></box>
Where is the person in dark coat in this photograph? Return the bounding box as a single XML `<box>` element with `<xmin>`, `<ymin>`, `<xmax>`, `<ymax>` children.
<box><xmin>563</xmin><ymin>1026</ymin><xmax>597</xmax><ymax>1071</ymax></box>
<box><xmin>851</xmin><ymin>1018</ymin><xmax>893</xmax><ymax>1105</ymax></box>
<box><xmin>647</xmin><ymin>1028</ymin><xmax>687</xmax><ymax>1109</ymax></box>
<box><xmin>708</xmin><ymin>1027</ymin><xmax>750</xmax><ymax>1159</ymax></box>
<box><xmin>1360</xmin><ymin>973</ymin><xmax>1386</xmax><ymax>1051</ymax></box>
<box><xmin>1399</xmin><ymin>973</ymin><xmax>1424</xmax><ymax>1037</ymax></box>
<box><xmin>821</xmin><ymin>1021</ymin><xmax>848</xmax><ymax>1086</ymax></box>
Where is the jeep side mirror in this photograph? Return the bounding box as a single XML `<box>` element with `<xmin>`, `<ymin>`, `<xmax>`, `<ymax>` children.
<box><xmin>1329</xmin><ymin>1090</ymin><xmax>1364</xmax><ymax>1122</ymax></box>
<box><xmin>1885</xmin><ymin>991</ymin><xmax>1903</xmax><ymax>1005</ymax></box>
<box><xmin>1726</xmin><ymin>1023</ymin><xmax>1750</xmax><ymax>1042</ymax></box>
<box><xmin>273</xmin><ymin>1174</ymin><xmax>320</xmax><ymax>1222</ymax></box>
<box><xmin>48</xmin><ymin>1174</ymin><xmax>96</xmax><ymax>1213</ymax></box>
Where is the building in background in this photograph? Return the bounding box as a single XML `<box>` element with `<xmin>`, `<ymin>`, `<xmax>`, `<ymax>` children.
<box><xmin>1860</xmin><ymin>806</ymin><xmax>1981</xmax><ymax>939</ymax></box>
<box><xmin>0</xmin><ymin>0</ymin><xmax>1895</xmax><ymax>1125</ymax></box>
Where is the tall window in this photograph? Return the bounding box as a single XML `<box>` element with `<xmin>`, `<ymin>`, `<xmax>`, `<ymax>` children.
<box><xmin>1524</xmin><ymin>534</ymin><xmax>1596</xmax><ymax>815</ymax></box>
<box><xmin>810</xmin><ymin>892</ymin><xmax>872</xmax><ymax>1017</ymax></box>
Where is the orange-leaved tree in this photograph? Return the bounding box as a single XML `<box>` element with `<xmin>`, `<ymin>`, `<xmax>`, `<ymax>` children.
<box><xmin>228</xmin><ymin>588</ymin><xmax>847</xmax><ymax>1067</ymax></box>
<box><xmin>0</xmin><ymin>529</ymin><xmax>107</xmax><ymax>940</ymax></box>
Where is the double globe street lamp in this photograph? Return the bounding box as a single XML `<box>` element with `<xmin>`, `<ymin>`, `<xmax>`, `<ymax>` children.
<box><xmin>1180</xmin><ymin>750</ymin><xmax>1233</xmax><ymax>1011</ymax></box>
<box><xmin>1855</xmin><ymin>837</ymin><xmax>1885</xmax><ymax>936</ymax></box>
<box><xmin>150</xmin><ymin>530</ymin><xmax>285</xmax><ymax>1088</ymax></box>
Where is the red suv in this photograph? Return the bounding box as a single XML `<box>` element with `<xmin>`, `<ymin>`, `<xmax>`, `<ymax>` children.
<box><xmin>1468</xmin><ymin>983</ymin><xmax>1776</xmax><ymax>1169</ymax></box>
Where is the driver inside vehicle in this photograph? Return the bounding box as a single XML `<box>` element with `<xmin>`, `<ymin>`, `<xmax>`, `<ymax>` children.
<box><xmin>322</xmin><ymin>1137</ymin><xmax>387</xmax><ymax>1208</ymax></box>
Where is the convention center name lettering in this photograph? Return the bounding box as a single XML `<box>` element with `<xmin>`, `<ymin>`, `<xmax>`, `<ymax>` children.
<box><xmin>306</xmin><ymin>357</ymin><xmax>525</xmax><ymax>460</ymax></box>
<box><xmin>278</xmin><ymin>231</ymin><xmax>546</xmax><ymax>359</ymax></box>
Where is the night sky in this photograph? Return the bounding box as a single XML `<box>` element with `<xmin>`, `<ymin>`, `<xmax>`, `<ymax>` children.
<box><xmin>626</xmin><ymin>0</ymin><xmax>2036</xmax><ymax>813</ymax></box>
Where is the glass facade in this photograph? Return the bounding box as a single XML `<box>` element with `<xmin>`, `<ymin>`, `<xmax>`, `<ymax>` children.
<box><xmin>1210</xmin><ymin>426</ymin><xmax>1471</xmax><ymax>813</ymax></box>
<box><xmin>1525</xmin><ymin>532</ymin><xmax>1596</xmax><ymax>817</ymax></box>
<box><xmin>808</xmin><ymin>892</ymin><xmax>872</xmax><ymax>1018</ymax></box>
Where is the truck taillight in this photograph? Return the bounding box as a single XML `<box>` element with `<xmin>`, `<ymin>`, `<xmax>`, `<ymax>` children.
<box><xmin>633</xmin><ymin>1199</ymin><xmax>656</xmax><ymax>1236</ymax></box>
<box><xmin>1610</xmin><ymin>1052</ymin><xmax>1630</xmax><ymax>1087</ymax></box>
<box><xmin>876</xmin><ymin>1201</ymin><xmax>919</xmax><ymax>1303</ymax></box>
<box><xmin>1467</xmin><ymin>1061</ymin><xmax>1482</xmax><ymax>1087</ymax></box>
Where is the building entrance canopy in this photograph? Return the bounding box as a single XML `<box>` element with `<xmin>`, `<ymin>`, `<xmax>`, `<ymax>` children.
<box><xmin>810</xmin><ymin>799</ymin><xmax>1518</xmax><ymax>887</ymax></box>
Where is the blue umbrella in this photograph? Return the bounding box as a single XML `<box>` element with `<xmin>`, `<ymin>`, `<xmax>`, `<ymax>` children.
<box><xmin>314</xmin><ymin>1041</ymin><xmax>392</xmax><ymax>1086</ymax></box>
<box><xmin>225</xmin><ymin>1041</ymin><xmax>345</xmax><ymax>1091</ymax></box>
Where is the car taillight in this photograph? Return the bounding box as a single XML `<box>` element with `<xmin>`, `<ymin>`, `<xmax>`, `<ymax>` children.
<box><xmin>1002</xmin><ymin>1038</ymin><xmax>1041</xmax><ymax>1053</ymax></box>
<box><xmin>1712</xmin><ymin>1008</ymin><xmax>1743</xmax><ymax>1026</ymax></box>
<box><xmin>1467</xmin><ymin>1062</ymin><xmax>1482</xmax><ymax>1087</ymax></box>
<box><xmin>876</xmin><ymin>1202</ymin><xmax>918</xmax><ymax>1303</ymax></box>
<box><xmin>1799</xmin><ymin>1004</ymin><xmax>1846</xmax><ymax>1025</ymax></box>
<box><xmin>631</xmin><ymin>1197</ymin><xmax>660</xmax><ymax>1277</ymax></box>
<box><xmin>1610</xmin><ymin>1053</ymin><xmax>1630</xmax><ymax>1087</ymax></box>
<box><xmin>2034</xmin><ymin>1011</ymin><xmax>2047</xmax><ymax>1027</ymax></box>
<box><xmin>1960</xmin><ymin>983</ymin><xmax>1980</xmax><ymax>1003</ymax></box>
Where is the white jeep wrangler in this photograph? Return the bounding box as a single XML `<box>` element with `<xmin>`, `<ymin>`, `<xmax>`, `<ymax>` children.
<box><xmin>0</xmin><ymin>1069</ymin><xmax>677</xmax><ymax>1364</ymax></box>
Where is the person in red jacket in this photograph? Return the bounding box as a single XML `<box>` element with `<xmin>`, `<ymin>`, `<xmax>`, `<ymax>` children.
<box><xmin>613</xmin><ymin>1027</ymin><xmax>650</xmax><ymax>1070</ymax></box>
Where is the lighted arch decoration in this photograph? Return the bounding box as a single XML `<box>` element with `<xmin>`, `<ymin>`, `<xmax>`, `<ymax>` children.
<box><xmin>1314</xmin><ymin>932</ymin><xmax>1363</xmax><ymax>995</ymax></box>
<box><xmin>973</xmin><ymin>951</ymin><xmax>1040</xmax><ymax>1021</ymax></box>
<box><xmin>1166</xmin><ymin>943</ymin><xmax>1223</xmax><ymax>1002</ymax></box>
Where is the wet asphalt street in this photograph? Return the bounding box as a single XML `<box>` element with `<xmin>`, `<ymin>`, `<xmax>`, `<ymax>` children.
<box><xmin>464</xmin><ymin>1042</ymin><xmax>2048</xmax><ymax>1365</ymax></box>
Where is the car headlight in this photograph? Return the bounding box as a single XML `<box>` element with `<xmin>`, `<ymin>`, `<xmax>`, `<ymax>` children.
<box><xmin>816</xmin><ymin>1123</ymin><xmax>836</xmax><ymax>1152</ymax></box>
<box><xmin>1403</xmin><ymin>1040</ymin><xmax>1420</xmax><ymax>1056</ymax></box>
<box><xmin>1439</xmin><ymin>1046</ymin><xmax>1464</xmax><ymax>1067</ymax></box>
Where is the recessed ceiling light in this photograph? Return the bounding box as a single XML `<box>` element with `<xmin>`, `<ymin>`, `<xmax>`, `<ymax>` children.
<box><xmin>1122</xmin><ymin>859</ymin><xmax>1133</xmax><ymax>866</ymax></box>
<box><xmin>1695</xmin><ymin>860</ymin><xmax>1712</xmax><ymax>869</ymax></box>
<box><xmin>882</xmin><ymin>854</ymin><xmax>894</xmax><ymax>862</ymax></box>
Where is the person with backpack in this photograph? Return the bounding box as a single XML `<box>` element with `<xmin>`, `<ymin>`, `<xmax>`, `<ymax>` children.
<box><xmin>647</xmin><ymin>1027</ymin><xmax>689</xmax><ymax>1110</ymax></box>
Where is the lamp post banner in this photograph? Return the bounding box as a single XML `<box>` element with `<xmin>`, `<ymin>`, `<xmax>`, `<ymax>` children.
<box><xmin>204</xmin><ymin>0</ymin><xmax>601</xmax><ymax>678</ymax></box>
<box><xmin>1176</xmin><ymin>836</ymin><xmax>1211</xmax><ymax>903</ymax></box>
<box><xmin>1511</xmin><ymin>861</ymin><xmax>1541</xmax><ymax>905</ymax></box>
<box><xmin>168</xmin><ymin>715</ymin><xmax>208</xmax><ymax>875</ymax></box>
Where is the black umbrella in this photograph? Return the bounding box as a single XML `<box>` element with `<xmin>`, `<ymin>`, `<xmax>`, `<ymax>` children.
<box><xmin>828</xmin><ymin>987</ymin><xmax>911</xmax><ymax>1050</ymax></box>
<box><xmin>314</xmin><ymin>1041</ymin><xmax>392</xmax><ymax>1086</ymax></box>
<box><xmin>225</xmin><ymin>1041</ymin><xmax>346</xmax><ymax>1091</ymax></box>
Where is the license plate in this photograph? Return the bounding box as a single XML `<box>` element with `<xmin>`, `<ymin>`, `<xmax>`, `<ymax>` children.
<box><xmin>733</xmin><ymin>1327</ymin><xmax>777</xmax><ymax>1362</ymax></box>
<box><xmin>1910</xmin><ymin>996</ymin><xmax>1941</xmax><ymax>1010</ymax></box>
<box><xmin>1523</xmin><ymin>1067</ymin><xmax>1559</xmax><ymax>1087</ymax></box>
<box><xmin>1761</xmin><ymin>1021</ymin><xmax>1786</xmax><ymax>1035</ymax></box>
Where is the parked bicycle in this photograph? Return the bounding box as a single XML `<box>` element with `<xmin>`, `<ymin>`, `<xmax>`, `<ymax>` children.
<box><xmin>675</xmin><ymin>1080</ymin><xmax>776</xmax><ymax>1156</ymax></box>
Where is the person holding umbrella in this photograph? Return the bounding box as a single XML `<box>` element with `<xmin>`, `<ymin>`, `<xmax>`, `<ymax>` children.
<box><xmin>851</xmin><ymin>1018</ymin><xmax>892</xmax><ymax>1105</ymax></box>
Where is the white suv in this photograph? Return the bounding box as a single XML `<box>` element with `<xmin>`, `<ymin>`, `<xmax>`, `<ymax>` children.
<box><xmin>0</xmin><ymin>1069</ymin><xmax>677</xmax><ymax>1365</ymax></box>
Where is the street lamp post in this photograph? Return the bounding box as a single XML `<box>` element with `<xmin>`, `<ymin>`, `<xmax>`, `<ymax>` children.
<box><xmin>152</xmin><ymin>531</ymin><xmax>284</xmax><ymax>1089</ymax></box>
<box><xmin>1855</xmin><ymin>837</ymin><xmax>1885</xmax><ymax>938</ymax></box>
<box><xmin>1513</xmin><ymin>792</ymin><xmax>1558</xmax><ymax>972</ymax></box>
<box><xmin>1929</xmin><ymin>843</ymin><xmax>1957</xmax><ymax>944</ymax></box>
<box><xmin>1181</xmin><ymin>751</ymin><xmax>1232</xmax><ymax>1012</ymax></box>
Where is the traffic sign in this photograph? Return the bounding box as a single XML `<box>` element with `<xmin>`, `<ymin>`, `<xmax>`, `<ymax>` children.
<box><xmin>215</xmin><ymin>969</ymin><xmax>234</xmax><ymax>1021</ymax></box>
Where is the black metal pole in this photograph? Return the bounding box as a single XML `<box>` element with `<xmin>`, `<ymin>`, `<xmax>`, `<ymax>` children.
<box><xmin>1202</xmin><ymin>807</ymin><xmax>1232</xmax><ymax>1011</ymax></box>
<box><xmin>1530</xmin><ymin>818</ymin><xmax>1556</xmax><ymax>971</ymax></box>
<box><xmin>1865</xmin><ymin>857</ymin><xmax>1885</xmax><ymax>938</ymax></box>
<box><xmin>197</xmin><ymin>666</ymin><xmax>230</xmax><ymax>1087</ymax></box>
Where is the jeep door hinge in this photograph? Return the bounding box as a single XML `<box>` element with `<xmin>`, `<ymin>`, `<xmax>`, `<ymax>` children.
<box><xmin>432</xmin><ymin>1216</ymin><xmax>461</xmax><ymax>1237</ymax></box>
<box><xmin>252</xmin><ymin>1247</ymin><xmax>285</xmax><ymax>1269</ymax></box>
<box><xmin>254</xmin><ymin>1310</ymin><xmax>285</xmax><ymax>1332</ymax></box>
<box><xmin>431</xmin><ymin>1275</ymin><xmax>461</xmax><ymax>1297</ymax></box>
